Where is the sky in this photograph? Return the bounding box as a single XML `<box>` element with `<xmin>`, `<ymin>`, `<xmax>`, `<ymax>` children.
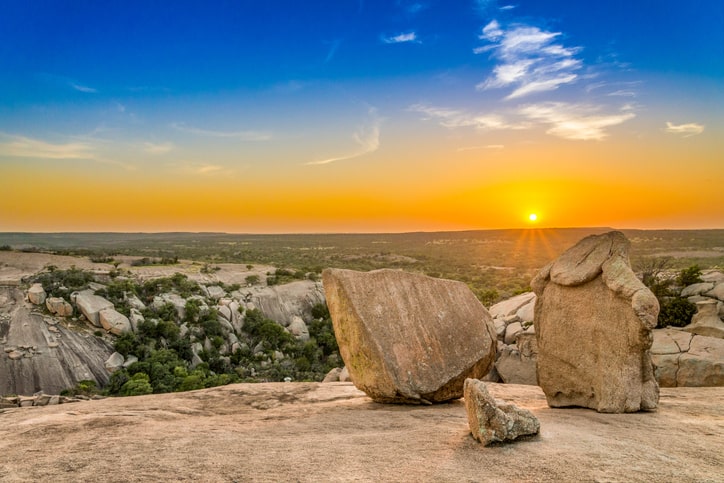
<box><xmin>0</xmin><ymin>0</ymin><xmax>722</xmax><ymax>233</ymax></box>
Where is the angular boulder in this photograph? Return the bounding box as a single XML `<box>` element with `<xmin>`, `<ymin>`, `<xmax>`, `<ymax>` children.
<box><xmin>531</xmin><ymin>231</ymin><xmax>660</xmax><ymax>413</ymax></box>
<box><xmin>75</xmin><ymin>292</ymin><xmax>114</xmax><ymax>327</ymax></box>
<box><xmin>322</xmin><ymin>268</ymin><xmax>497</xmax><ymax>404</ymax></box>
<box><xmin>46</xmin><ymin>297</ymin><xmax>73</xmax><ymax>317</ymax></box>
<box><xmin>99</xmin><ymin>307</ymin><xmax>132</xmax><ymax>335</ymax></box>
<box><xmin>27</xmin><ymin>283</ymin><xmax>46</xmax><ymax>305</ymax></box>
<box><xmin>464</xmin><ymin>379</ymin><xmax>540</xmax><ymax>446</ymax></box>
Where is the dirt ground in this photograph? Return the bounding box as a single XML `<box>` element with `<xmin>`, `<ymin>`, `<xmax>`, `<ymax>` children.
<box><xmin>0</xmin><ymin>382</ymin><xmax>721</xmax><ymax>482</ymax></box>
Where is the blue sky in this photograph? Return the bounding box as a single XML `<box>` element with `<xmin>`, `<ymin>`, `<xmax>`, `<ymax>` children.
<box><xmin>0</xmin><ymin>0</ymin><xmax>722</xmax><ymax>232</ymax></box>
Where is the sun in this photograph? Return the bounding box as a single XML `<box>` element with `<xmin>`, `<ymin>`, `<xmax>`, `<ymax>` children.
<box><xmin>528</xmin><ymin>213</ymin><xmax>538</xmax><ymax>222</ymax></box>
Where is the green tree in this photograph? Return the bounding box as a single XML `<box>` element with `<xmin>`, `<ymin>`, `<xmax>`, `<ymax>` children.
<box><xmin>120</xmin><ymin>373</ymin><xmax>153</xmax><ymax>396</ymax></box>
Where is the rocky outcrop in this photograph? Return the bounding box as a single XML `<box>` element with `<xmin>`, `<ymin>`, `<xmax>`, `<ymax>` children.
<box><xmin>237</xmin><ymin>280</ymin><xmax>325</xmax><ymax>327</ymax></box>
<box><xmin>99</xmin><ymin>308</ymin><xmax>132</xmax><ymax>335</ymax></box>
<box><xmin>322</xmin><ymin>268</ymin><xmax>497</xmax><ymax>404</ymax></box>
<box><xmin>463</xmin><ymin>378</ymin><xmax>539</xmax><ymax>446</ymax></box>
<box><xmin>75</xmin><ymin>292</ymin><xmax>114</xmax><ymax>327</ymax></box>
<box><xmin>495</xmin><ymin>333</ymin><xmax>538</xmax><ymax>385</ymax></box>
<box><xmin>287</xmin><ymin>316</ymin><xmax>309</xmax><ymax>341</ymax></box>
<box><xmin>488</xmin><ymin>292</ymin><xmax>537</xmax><ymax>385</ymax></box>
<box><xmin>27</xmin><ymin>283</ymin><xmax>46</xmax><ymax>305</ymax></box>
<box><xmin>0</xmin><ymin>288</ymin><xmax>114</xmax><ymax>396</ymax></box>
<box><xmin>532</xmin><ymin>231</ymin><xmax>659</xmax><ymax>413</ymax></box>
<box><xmin>651</xmin><ymin>329</ymin><xmax>724</xmax><ymax>387</ymax></box>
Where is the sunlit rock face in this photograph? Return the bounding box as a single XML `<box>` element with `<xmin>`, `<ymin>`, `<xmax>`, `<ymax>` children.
<box><xmin>322</xmin><ymin>268</ymin><xmax>497</xmax><ymax>404</ymax></box>
<box><xmin>532</xmin><ymin>231</ymin><xmax>660</xmax><ymax>413</ymax></box>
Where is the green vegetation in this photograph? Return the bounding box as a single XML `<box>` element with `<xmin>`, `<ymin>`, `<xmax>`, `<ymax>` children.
<box><xmin>33</xmin><ymin>266</ymin><xmax>95</xmax><ymax>299</ymax></box>
<box><xmin>638</xmin><ymin>260</ymin><xmax>701</xmax><ymax>328</ymax></box>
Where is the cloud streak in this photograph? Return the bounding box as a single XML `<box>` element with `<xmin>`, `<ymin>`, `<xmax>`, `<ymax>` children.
<box><xmin>408</xmin><ymin>103</ymin><xmax>527</xmax><ymax>130</ymax></box>
<box><xmin>144</xmin><ymin>142</ymin><xmax>174</xmax><ymax>154</ymax></box>
<box><xmin>665</xmin><ymin>121</ymin><xmax>705</xmax><ymax>137</ymax></box>
<box><xmin>382</xmin><ymin>32</ymin><xmax>418</xmax><ymax>44</ymax></box>
<box><xmin>307</xmin><ymin>109</ymin><xmax>381</xmax><ymax>166</ymax></box>
<box><xmin>171</xmin><ymin>123</ymin><xmax>272</xmax><ymax>141</ymax></box>
<box><xmin>475</xmin><ymin>20</ymin><xmax>583</xmax><ymax>100</ymax></box>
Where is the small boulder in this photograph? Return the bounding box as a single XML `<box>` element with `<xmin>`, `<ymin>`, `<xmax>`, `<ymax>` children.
<box><xmin>99</xmin><ymin>308</ymin><xmax>132</xmax><ymax>335</ymax></box>
<box><xmin>704</xmin><ymin>283</ymin><xmax>724</xmax><ymax>302</ymax></box>
<box><xmin>28</xmin><ymin>283</ymin><xmax>47</xmax><ymax>305</ymax></box>
<box><xmin>323</xmin><ymin>368</ymin><xmax>342</xmax><ymax>382</ymax></box>
<box><xmin>339</xmin><ymin>366</ymin><xmax>351</xmax><ymax>382</ymax></box>
<box><xmin>46</xmin><ymin>297</ymin><xmax>73</xmax><ymax>317</ymax></box>
<box><xmin>683</xmin><ymin>300</ymin><xmax>724</xmax><ymax>339</ymax></box>
<box><xmin>323</xmin><ymin>268</ymin><xmax>497</xmax><ymax>404</ymax></box>
<box><xmin>463</xmin><ymin>379</ymin><xmax>540</xmax><ymax>446</ymax></box>
<box><xmin>489</xmin><ymin>292</ymin><xmax>536</xmax><ymax>319</ymax></box>
<box><xmin>677</xmin><ymin>335</ymin><xmax>724</xmax><ymax>386</ymax></box>
<box><xmin>680</xmin><ymin>282</ymin><xmax>714</xmax><ymax>297</ymax></box>
<box><xmin>287</xmin><ymin>316</ymin><xmax>310</xmax><ymax>341</ymax></box>
<box><xmin>206</xmin><ymin>285</ymin><xmax>227</xmax><ymax>301</ymax></box>
<box><xmin>104</xmin><ymin>352</ymin><xmax>125</xmax><ymax>373</ymax></box>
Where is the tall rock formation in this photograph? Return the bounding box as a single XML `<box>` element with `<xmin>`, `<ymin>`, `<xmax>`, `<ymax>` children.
<box><xmin>531</xmin><ymin>231</ymin><xmax>659</xmax><ymax>413</ymax></box>
<box><xmin>322</xmin><ymin>268</ymin><xmax>497</xmax><ymax>404</ymax></box>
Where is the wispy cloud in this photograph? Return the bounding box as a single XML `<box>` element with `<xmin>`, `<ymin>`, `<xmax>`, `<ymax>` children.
<box><xmin>518</xmin><ymin>102</ymin><xmax>635</xmax><ymax>140</ymax></box>
<box><xmin>408</xmin><ymin>103</ymin><xmax>527</xmax><ymax>130</ymax></box>
<box><xmin>196</xmin><ymin>164</ymin><xmax>223</xmax><ymax>175</ymax></box>
<box><xmin>665</xmin><ymin>121</ymin><xmax>705</xmax><ymax>137</ymax></box>
<box><xmin>324</xmin><ymin>39</ymin><xmax>341</xmax><ymax>63</ymax></box>
<box><xmin>475</xmin><ymin>19</ymin><xmax>582</xmax><ymax>100</ymax></box>
<box><xmin>500</xmin><ymin>5</ymin><xmax>515</xmax><ymax>10</ymax></box>
<box><xmin>143</xmin><ymin>142</ymin><xmax>174</xmax><ymax>154</ymax></box>
<box><xmin>0</xmin><ymin>132</ymin><xmax>134</xmax><ymax>169</ymax></box>
<box><xmin>171</xmin><ymin>123</ymin><xmax>272</xmax><ymax>141</ymax></box>
<box><xmin>307</xmin><ymin>109</ymin><xmax>381</xmax><ymax>166</ymax></box>
<box><xmin>382</xmin><ymin>32</ymin><xmax>418</xmax><ymax>44</ymax></box>
<box><xmin>70</xmin><ymin>82</ymin><xmax>97</xmax><ymax>93</ymax></box>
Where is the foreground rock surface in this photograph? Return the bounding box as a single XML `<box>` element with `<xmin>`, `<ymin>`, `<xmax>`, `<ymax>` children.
<box><xmin>323</xmin><ymin>268</ymin><xmax>497</xmax><ymax>403</ymax></box>
<box><xmin>464</xmin><ymin>378</ymin><xmax>539</xmax><ymax>445</ymax></box>
<box><xmin>0</xmin><ymin>382</ymin><xmax>720</xmax><ymax>482</ymax></box>
<box><xmin>532</xmin><ymin>231</ymin><xmax>660</xmax><ymax>412</ymax></box>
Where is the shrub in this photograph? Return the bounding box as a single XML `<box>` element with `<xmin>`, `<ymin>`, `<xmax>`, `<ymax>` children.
<box><xmin>678</xmin><ymin>265</ymin><xmax>703</xmax><ymax>287</ymax></box>
<box><xmin>120</xmin><ymin>373</ymin><xmax>153</xmax><ymax>396</ymax></box>
<box><xmin>658</xmin><ymin>297</ymin><xmax>697</xmax><ymax>328</ymax></box>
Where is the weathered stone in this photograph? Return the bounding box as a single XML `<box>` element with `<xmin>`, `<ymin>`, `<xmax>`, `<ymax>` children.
<box><xmin>7</xmin><ymin>350</ymin><xmax>23</xmax><ymax>360</ymax></box>
<box><xmin>651</xmin><ymin>329</ymin><xmax>692</xmax><ymax>355</ymax></box>
<box><xmin>464</xmin><ymin>379</ymin><xmax>539</xmax><ymax>446</ymax></box>
<box><xmin>495</xmin><ymin>346</ymin><xmax>537</xmax><ymax>385</ymax></box>
<box><xmin>704</xmin><ymin>283</ymin><xmax>724</xmax><ymax>302</ymax></box>
<box><xmin>489</xmin><ymin>292</ymin><xmax>536</xmax><ymax>319</ymax></box>
<box><xmin>493</xmin><ymin>319</ymin><xmax>506</xmax><ymax>339</ymax></box>
<box><xmin>75</xmin><ymin>292</ymin><xmax>114</xmax><ymax>327</ymax></box>
<box><xmin>243</xmin><ymin>280</ymin><xmax>325</xmax><ymax>327</ymax></box>
<box><xmin>683</xmin><ymin>300</ymin><xmax>724</xmax><ymax>339</ymax></box>
<box><xmin>218</xmin><ymin>305</ymin><xmax>232</xmax><ymax>321</ymax></box>
<box><xmin>680</xmin><ymin>282</ymin><xmax>714</xmax><ymax>297</ymax></box>
<box><xmin>532</xmin><ymin>231</ymin><xmax>659</xmax><ymax>413</ymax></box>
<box><xmin>323</xmin><ymin>367</ymin><xmax>342</xmax><ymax>382</ymax></box>
<box><xmin>151</xmin><ymin>293</ymin><xmax>187</xmax><ymax>320</ymax></box>
<box><xmin>129</xmin><ymin>308</ymin><xmax>144</xmax><ymax>332</ymax></box>
<box><xmin>339</xmin><ymin>366</ymin><xmax>351</xmax><ymax>382</ymax></box>
<box><xmin>516</xmin><ymin>300</ymin><xmax>535</xmax><ymax>323</ymax></box>
<box><xmin>28</xmin><ymin>283</ymin><xmax>47</xmax><ymax>305</ymax></box>
<box><xmin>287</xmin><ymin>316</ymin><xmax>310</xmax><ymax>341</ymax></box>
<box><xmin>206</xmin><ymin>285</ymin><xmax>226</xmax><ymax>301</ymax></box>
<box><xmin>323</xmin><ymin>268</ymin><xmax>497</xmax><ymax>404</ymax></box>
<box><xmin>46</xmin><ymin>297</ymin><xmax>73</xmax><ymax>317</ymax></box>
<box><xmin>99</xmin><ymin>308</ymin><xmax>132</xmax><ymax>335</ymax></box>
<box><xmin>126</xmin><ymin>294</ymin><xmax>146</xmax><ymax>311</ymax></box>
<box><xmin>123</xmin><ymin>355</ymin><xmax>139</xmax><ymax>368</ymax></box>
<box><xmin>677</xmin><ymin>335</ymin><xmax>724</xmax><ymax>387</ymax></box>
<box><xmin>701</xmin><ymin>271</ymin><xmax>724</xmax><ymax>284</ymax></box>
<box><xmin>104</xmin><ymin>352</ymin><xmax>125</xmax><ymax>373</ymax></box>
<box><xmin>504</xmin><ymin>322</ymin><xmax>522</xmax><ymax>345</ymax></box>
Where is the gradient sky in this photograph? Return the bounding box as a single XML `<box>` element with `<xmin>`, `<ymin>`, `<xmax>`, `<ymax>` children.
<box><xmin>1</xmin><ymin>0</ymin><xmax>722</xmax><ymax>232</ymax></box>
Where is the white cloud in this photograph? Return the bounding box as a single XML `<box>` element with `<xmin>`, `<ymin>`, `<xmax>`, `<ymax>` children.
<box><xmin>500</xmin><ymin>5</ymin><xmax>515</xmax><ymax>10</ymax></box>
<box><xmin>307</xmin><ymin>109</ymin><xmax>381</xmax><ymax>166</ymax></box>
<box><xmin>0</xmin><ymin>132</ymin><xmax>134</xmax><ymax>169</ymax></box>
<box><xmin>456</xmin><ymin>144</ymin><xmax>504</xmax><ymax>152</ymax></box>
<box><xmin>70</xmin><ymin>83</ymin><xmax>97</xmax><ymax>93</ymax></box>
<box><xmin>197</xmin><ymin>164</ymin><xmax>223</xmax><ymax>175</ymax></box>
<box><xmin>518</xmin><ymin>102</ymin><xmax>635</xmax><ymax>140</ymax></box>
<box><xmin>171</xmin><ymin>123</ymin><xmax>272</xmax><ymax>141</ymax></box>
<box><xmin>475</xmin><ymin>20</ymin><xmax>583</xmax><ymax>100</ymax></box>
<box><xmin>408</xmin><ymin>103</ymin><xmax>527</xmax><ymax>131</ymax></box>
<box><xmin>143</xmin><ymin>142</ymin><xmax>174</xmax><ymax>154</ymax></box>
<box><xmin>665</xmin><ymin>122</ymin><xmax>705</xmax><ymax>137</ymax></box>
<box><xmin>382</xmin><ymin>32</ymin><xmax>418</xmax><ymax>44</ymax></box>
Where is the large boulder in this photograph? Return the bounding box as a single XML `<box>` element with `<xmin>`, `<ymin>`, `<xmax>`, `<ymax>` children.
<box><xmin>99</xmin><ymin>307</ymin><xmax>132</xmax><ymax>335</ymax></box>
<box><xmin>531</xmin><ymin>231</ymin><xmax>659</xmax><ymax>413</ymax></box>
<box><xmin>27</xmin><ymin>283</ymin><xmax>46</xmax><ymax>305</ymax></box>
<box><xmin>463</xmin><ymin>378</ymin><xmax>540</xmax><ymax>446</ymax></box>
<box><xmin>240</xmin><ymin>280</ymin><xmax>325</xmax><ymax>327</ymax></box>
<box><xmin>75</xmin><ymin>292</ymin><xmax>114</xmax><ymax>327</ymax></box>
<box><xmin>322</xmin><ymin>268</ymin><xmax>497</xmax><ymax>404</ymax></box>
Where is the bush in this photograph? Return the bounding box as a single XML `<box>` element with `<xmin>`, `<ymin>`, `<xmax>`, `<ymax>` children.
<box><xmin>678</xmin><ymin>265</ymin><xmax>703</xmax><ymax>287</ymax></box>
<box><xmin>120</xmin><ymin>373</ymin><xmax>153</xmax><ymax>396</ymax></box>
<box><xmin>658</xmin><ymin>297</ymin><xmax>697</xmax><ymax>328</ymax></box>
